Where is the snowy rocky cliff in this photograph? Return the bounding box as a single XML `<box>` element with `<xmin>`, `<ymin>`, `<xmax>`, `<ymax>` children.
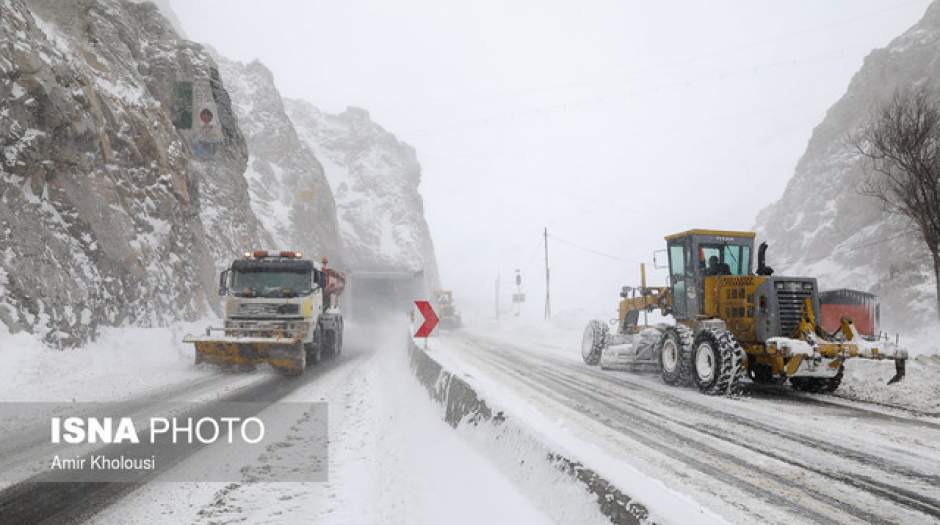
<box><xmin>0</xmin><ymin>0</ymin><xmax>440</xmax><ymax>346</ymax></box>
<box><xmin>755</xmin><ymin>2</ymin><xmax>940</xmax><ymax>331</ymax></box>
<box><xmin>284</xmin><ymin>99</ymin><xmax>440</xmax><ymax>290</ymax></box>
<box><xmin>0</xmin><ymin>0</ymin><xmax>272</xmax><ymax>345</ymax></box>
<box><xmin>217</xmin><ymin>57</ymin><xmax>342</xmax><ymax>264</ymax></box>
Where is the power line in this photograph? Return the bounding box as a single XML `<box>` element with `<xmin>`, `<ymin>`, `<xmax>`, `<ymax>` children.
<box><xmin>547</xmin><ymin>233</ymin><xmax>646</xmax><ymax>265</ymax></box>
<box><xmin>401</xmin><ymin>0</ymin><xmax>929</xmax><ymax>111</ymax></box>
<box><xmin>404</xmin><ymin>47</ymin><xmax>860</xmax><ymax>138</ymax></box>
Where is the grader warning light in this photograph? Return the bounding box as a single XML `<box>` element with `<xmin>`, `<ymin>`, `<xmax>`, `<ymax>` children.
<box><xmin>581</xmin><ymin>228</ymin><xmax>907</xmax><ymax>396</ymax></box>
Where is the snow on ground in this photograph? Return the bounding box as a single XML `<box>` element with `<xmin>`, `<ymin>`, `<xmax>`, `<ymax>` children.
<box><xmin>838</xmin><ymin>355</ymin><xmax>940</xmax><ymax>415</ymax></box>
<box><xmin>93</xmin><ymin>320</ymin><xmax>555</xmax><ymax>525</ymax></box>
<box><xmin>0</xmin><ymin>320</ymin><xmax>215</xmax><ymax>402</ymax></box>
<box><xmin>427</xmin><ymin>317</ymin><xmax>940</xmax><ymax>524</ymax></box>
<box><xmin>423</xmin><ymin>325</ymin><xmax>726</xmax><ymax>525</ymax></box>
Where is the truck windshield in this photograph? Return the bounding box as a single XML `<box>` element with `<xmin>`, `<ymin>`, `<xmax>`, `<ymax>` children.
<box><xmin>232</xmin><ymin>270</ymin><xmax>312</xmax><ymax>298</ymax></box>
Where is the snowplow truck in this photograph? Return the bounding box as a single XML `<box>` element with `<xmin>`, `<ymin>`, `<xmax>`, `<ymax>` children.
<box><xmin>582</xmin><ymin>229</ymin><xmax>908</xmax><ymax>395</ymax></box>
<box><xmin>184</xmin><ymin>250</ymin><xmax>345</xmax><ymax>375</ymax></box>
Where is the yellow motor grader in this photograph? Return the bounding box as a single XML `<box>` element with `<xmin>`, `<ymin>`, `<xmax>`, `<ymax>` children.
<box><xmin>581</xmin><ymin>229</ymin><xmax>907</xmax><ymax>395</ymax></box>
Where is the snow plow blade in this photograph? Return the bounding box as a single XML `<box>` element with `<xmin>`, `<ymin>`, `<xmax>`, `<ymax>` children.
<box><xmin>183</xmin><ymin>333</ymin><xmax>306</xmax><ymax>375</ymax></box>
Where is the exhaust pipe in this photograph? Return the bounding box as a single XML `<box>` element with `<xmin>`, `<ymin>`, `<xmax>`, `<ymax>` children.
<box><xmin>757</xmin><ymin>242</ymin><xmax>774</xmax><ymax>276</ymax></box>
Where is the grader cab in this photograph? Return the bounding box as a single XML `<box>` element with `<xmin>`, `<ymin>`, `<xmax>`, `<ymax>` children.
<box><xmin>582</xmin><ymin>229</ymin><xmax>907</xmax><ymax>395</ymax></box>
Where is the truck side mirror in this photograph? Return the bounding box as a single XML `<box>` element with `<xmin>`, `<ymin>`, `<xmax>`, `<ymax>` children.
<box><xmin>218</xmin><ymin>269</ymin><xmax>230</xmax><ymax>296</ymax></box>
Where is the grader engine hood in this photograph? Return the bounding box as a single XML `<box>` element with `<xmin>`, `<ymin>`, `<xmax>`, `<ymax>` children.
<box><xmin>754</xmin><ymin>276</ymin><xmax>820</xmax><ymax>341</ymax></box>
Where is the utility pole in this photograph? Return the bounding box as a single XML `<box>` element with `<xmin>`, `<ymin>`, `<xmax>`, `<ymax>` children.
<box><xmin>495</xmin><ymin>272</ymin><xmax>500</xmax><ymax>322</ymax></box>
<box><xmin>544</xmin><ymin>227</ymin><xmax>551</xmax><ymax>320</ymax></box>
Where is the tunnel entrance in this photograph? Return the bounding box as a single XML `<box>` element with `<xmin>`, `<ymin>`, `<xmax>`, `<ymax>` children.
<box><xmin>347</xmin><ymin>271</ymin><xmax>427</xmax><ymax>325</ymax></box>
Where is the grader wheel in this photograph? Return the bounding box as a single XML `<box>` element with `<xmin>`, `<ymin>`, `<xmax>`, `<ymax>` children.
<box><xmin>691</xmin><ymin>328</ymin><xmax>746</xmax><ymax>395</ymax></box>
<box><xmin>659</xmin><ymin>325</ymin><xmax>693</xmax><ymax>386</ymax></box>
<box><xmin>581</xmin><ymin>320</ymin><xmax>608</xmax><ymax>366</ymax></box>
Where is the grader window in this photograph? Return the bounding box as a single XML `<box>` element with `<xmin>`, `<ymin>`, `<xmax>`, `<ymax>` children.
<box><xmin>700</xmin><ymin>244</ymin><xmax>748</xmax><ymax>276</ymax></box>
<box><xmin>669</xmin><ymin>246</ymin><xmax>685</xmax><ymax>276</ymax></box>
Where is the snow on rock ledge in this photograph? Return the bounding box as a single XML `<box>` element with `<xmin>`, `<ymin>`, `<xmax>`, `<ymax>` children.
<box><xmin>0</xmin><ymin>0</ymin><xmax>270</xmax><ymax>345</ymax></box>
<box><xmin>217</xmin><ymin>57</ymin><xmax>342</xmax><ymax>262</ymax></box>
<box><xmin>285</xmin><ymin>99</ymin><xmax>440</xmax><ymax>289</ymax></box>
<box><xmin>754</xmin><ymin>1</ymin><xmax>940</xmax><ymax>332</ymax></box>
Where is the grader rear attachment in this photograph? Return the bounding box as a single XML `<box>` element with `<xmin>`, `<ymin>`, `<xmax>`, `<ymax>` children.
<box><xmin>582</xmin><ymin>229</ymin><xmax>908</xmax><ymax>395</ymax></box>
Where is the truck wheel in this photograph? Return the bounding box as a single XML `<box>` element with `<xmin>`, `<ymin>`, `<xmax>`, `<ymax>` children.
<box><xmin>659</xmin><ymin>325</ymin><xmax>693</xmax><ymax>386</ymax></box>
<box><xmin>305</xmin><ymin>341</ymin><xmax>322</xmax><ymax>365</ymax></box>
<box><xmin>691</xmin><ymin>329</ymin><xmax>745</xmax><ymax>395</ymax></box>
<box><xmin>581</xmin><ymin>320</ymin><xmax>608</xmax><ymax>365</ymax></box>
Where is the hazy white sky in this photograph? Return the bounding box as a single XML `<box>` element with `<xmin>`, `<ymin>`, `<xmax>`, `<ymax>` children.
<box><xmin>172</xmin><ymin>0</ymin><xmax>931</xmax><ymax>320</ymax></box>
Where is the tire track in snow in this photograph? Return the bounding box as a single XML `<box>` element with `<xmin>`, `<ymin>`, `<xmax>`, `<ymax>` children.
<box><xmin>0</xmin><ymin>353</ymin><xmax>361</xmax><ymax>525</ymax></box>
<box><xmin>455</xmin><ymin>334</ymin><xmax>940</xmax><ymax>524</ymax></box>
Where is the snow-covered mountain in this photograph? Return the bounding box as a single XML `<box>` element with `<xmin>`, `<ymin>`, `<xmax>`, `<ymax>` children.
<box><xmin>755</xmin><ymin>2</ymin><xmax>940</xmax><ymax>331</ymax></box>
<box><xmin>0</xmin><ymin>0</ymin><xmax>271</xmax><ymax>345</ymax></box>
<box><xmin>217</xmin><ymin>57</ymin><xmax>342</xmax><ymax>264</ymax></box>
<box><xmin>0</xmin><ymin>0</ymin><xmax>440</xmax><ymax>346</ymax></box>
<box><xmin>284</xmin><ymin>100</ymin><xmax>440</xmax><ymax>290</ymax></box>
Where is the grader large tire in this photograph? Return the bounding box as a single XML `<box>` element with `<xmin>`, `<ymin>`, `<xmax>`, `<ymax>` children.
<box><xmin>691</xmin><ymin>328</ymin><xmax>746</xmax><ymax>395</ymax></box>
<box><xmin>790</xmin><ymin>366</ymin><xmax>844</xmax><ymax>393</ymax></box>
<box><xmin>581</xmin><ymin>320</ymin><xmax>608</xmax><ymax>366</ymax></box>
<box><xmin>659</xmin><ymin>325</ymin><xmax>693</xmax><ymax>386</ymax></box>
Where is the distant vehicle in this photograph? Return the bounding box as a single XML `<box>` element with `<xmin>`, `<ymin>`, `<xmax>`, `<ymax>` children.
<box><xmin>434</xmin><ymin>289</ymin><xmax>462</xmax><ymax>329</ymax></box>
<box><xmin>581</xmin><ymin>229</ymin><xmax>907</xmax><ymax>395</ymax></box>
<box><xmin>184</xmin><ymin>250</ymin><xmax>345</xmax><ymax>375</ymax></box>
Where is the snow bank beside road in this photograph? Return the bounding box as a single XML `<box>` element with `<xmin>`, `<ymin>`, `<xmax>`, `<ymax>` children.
<box><xmin>838</xmin><ymin>355</ymin><xmax>940</xmax><ymax>415</ymax></box>
<box><xmin>410</xmin><ymin>335</ymin><xmax>723</xmax><ymax>525</ymax></box>
<box><xmin>0</xmin><ymin>321</ymin><xmax>214</xmax><ymax>402</ymax></box>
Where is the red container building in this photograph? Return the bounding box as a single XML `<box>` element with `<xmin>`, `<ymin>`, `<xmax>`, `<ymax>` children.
<box><xmin>818</xmin><ymin>289</ymin><xmax>879</xmax><ymax>337</ymax></box>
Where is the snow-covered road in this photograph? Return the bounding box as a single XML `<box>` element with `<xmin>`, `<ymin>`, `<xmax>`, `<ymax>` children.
<box><xmin>0</xmin><ymin>321</ymin><xmax>555</xmax><ymax>525</ymax></box>
<box><xmin>429</xmin><ymin>327</ymin><xmax>940</xmax><ymax>525</ymax></box>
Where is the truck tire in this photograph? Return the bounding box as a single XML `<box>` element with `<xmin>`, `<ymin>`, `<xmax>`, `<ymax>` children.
<box><xmin>305</xmin><ymin>341</ymin><xmax>322</xmax><ymax>365</ymax></box>
<box><xmin>334</xmin><ymin>317</ymin><xmax>344</xmax><ymax>357</ymax></box>
<box><xmin>790</xmin><ymin>365</ymin><xmax>843</xmax><ymax>393</ymax></box>
<box><xmin>335</xmin><ymin>324</ymin><xmax>344</xmax><ymax>356</ymax></box>
<box><xmin>691</xmin><ymin>328</ymin><xmax>746</xmax><ymax>395</ymax></box>
<box><xmin>659</xmin><ymin>325</ymin><xmax>693</xmax><ymax>386</ymax></box>
<box><xmin>581</xmin><ymin>320</ymin><xmax>608</xmax><ymax>365</ymax></box>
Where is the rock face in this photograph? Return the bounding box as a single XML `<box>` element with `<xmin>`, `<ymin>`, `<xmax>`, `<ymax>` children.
<box><xmin>284</xmin><ymin>99</ymin><xmax>440</xmax><ymax>290</ymax></box>
<box><xmin>755</xmin><ymin>2</ymin><xmax>940</xmax><ymax>330</ymax></box>
<box><xmin>216</xmin><ymin>57</ymin><xmax>342</xmax><ymax>263</ymax></box>
<box><xmin>0</xmin><ymin>0</ymin><xmax>270</xmax><ymax>345</ymax></box>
